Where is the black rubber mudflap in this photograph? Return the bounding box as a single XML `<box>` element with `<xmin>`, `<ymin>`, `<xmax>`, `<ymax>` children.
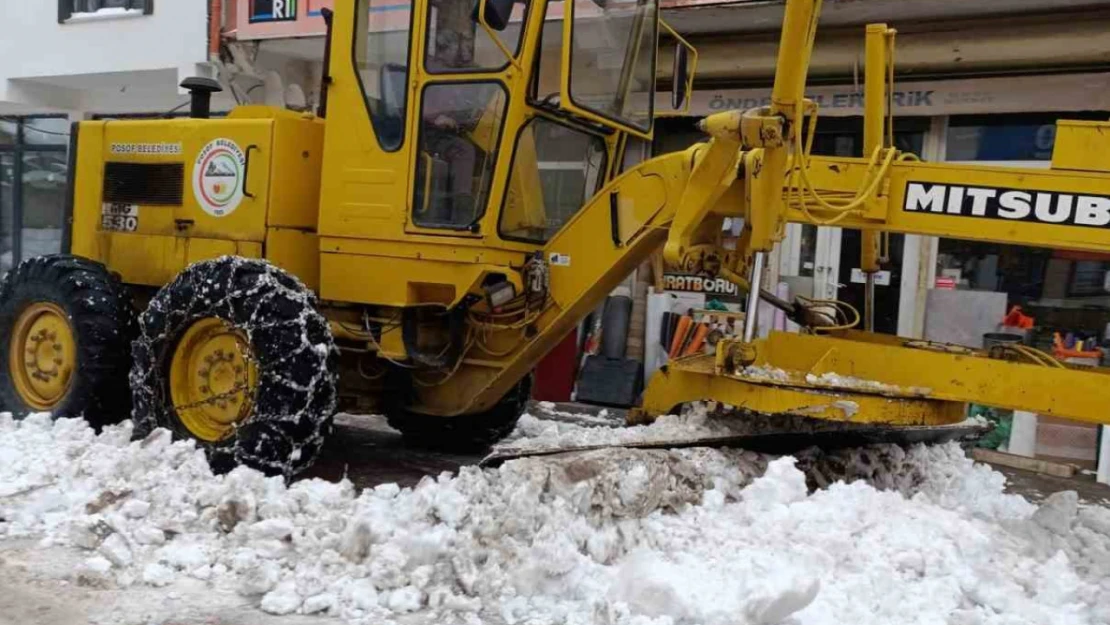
<box><xmin>387</xmin><ymin>373</ymin><xmax>533</xmax><ymax>452</ymax></box>
<box><xmin>131</xmin><ymin>257</ymin><xmax>337</xmax><ymax>478</ymax></box>
<box><xmin>0</xmin><ymin>255</ymin><xmax>136</xmax><ymax>426</ymax></box>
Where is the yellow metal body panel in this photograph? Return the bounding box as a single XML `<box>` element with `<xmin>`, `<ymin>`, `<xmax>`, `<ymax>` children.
<box><xmin>69</xmin><ymin>121</ymin><xmax>107</xmax><ymax>262</ymax></box>
<box><xmin>786</xmin><ymin>158</ymin><xmax>1110</xmax><ymax>254</ymax></box>
<box><xmin>87</xmin><ymin>118</ymin><xmax>273</xmax><ymax>242</ymax></box>
<box><xmin>320</xmin><ymin>252</ymin><xmax>513</xmax><ymax>308</ymax></box>
<box><xmin>640</xmin><ymin>351</ymin><xmax>965</xmax><ymax>426</ymax></box>
<box><xmin>70</xmin><ymin>107</ymin><xmax>315</xmax><ymax>287</ymax></box>
<box><xmin>103</xmin><ymin>234</ymin><xmax>186</xmax><ymax>286</ymax></box>
<box><xmin>1051</xmin><ymin>120</ymin><xmax>1110</xmax><ymax>174</ymax></box>
<box><xmin>99</xmin><ymin>234</ymin><xmax>262</xmax><ymax>287</ymax></box>
<box><xmin>266</xmin><ymin>228</ymin><xmax>320</xmax><ymax>292</ymax></box>
<box><xmin>641</xmin><ymin>331</ymin><xmax>1110</xmax><ymax>427</ymax></box>
<box><xmin>267</xmin><ymin>114</ymin><xmax>325</xmax><ymax>229</ymax></box>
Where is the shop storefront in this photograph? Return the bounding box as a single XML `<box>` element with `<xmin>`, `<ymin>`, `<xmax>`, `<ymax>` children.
<box><xmin>652</xmin><ymin>73</ymin><xmax>1110</xmax><ymax>471</ymax></box>
<box><xmin>0</xmin><ymin>116</ymin><xmax>70</xmax><ymax>275</ymax></box>
<box><xmin>653</xmin><ymin>74</ymin><xmax>1110</xmax><ymax>336</ymax></box>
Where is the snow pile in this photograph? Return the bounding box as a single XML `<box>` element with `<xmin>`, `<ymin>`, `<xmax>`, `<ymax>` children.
<box><xmin>804</xmin><ymin>372</ymin><xmax>932</xmax><ymax>397</ymax></box>
<box><xmin>3</xmin><ymin>412</ymin><xmax>1110</xmax><ymax>625</ymax></box>
<box><xmin>498</xmin><ymin>403</ymin><xmax>982</xmax><ymax>456</ymax></box>
<box><xmin>499</xmin><ymin>403</ymin><xmax>737</xmax><ymax>453</ymax></box>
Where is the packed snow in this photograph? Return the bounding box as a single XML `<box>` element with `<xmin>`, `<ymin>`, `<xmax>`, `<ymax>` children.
<box><xmin>2</xmin><ymin>411</ymin><xmax>1110</xmax><ymax>625</ymax></box>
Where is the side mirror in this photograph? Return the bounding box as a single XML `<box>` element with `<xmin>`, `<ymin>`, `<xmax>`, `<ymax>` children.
<box><xmin>671</xmin><ymin>43</ymin><xmax>690</xmax><ymax>110</ymax></box>
<box><xmin>473</xmin><ymin>0</ymin><xmax>517</xmax><ymax>32</ymax></box>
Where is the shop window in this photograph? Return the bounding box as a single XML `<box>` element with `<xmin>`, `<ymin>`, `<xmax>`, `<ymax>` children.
<box><xmin>21</xmin><ymin>152</ymin><xmax>67</xmax><ymax>262</ymax></box>
<box><xmin>413</xmin><ymin>82</ymin><xmax>507</xmax><ymax>230</ymax></box>
<box><xmin>353</xmin><ymin>0</ymin><xmax>414</xmax><ymax>152</ymax></box>
<box><xmin>0</xmin><ymin>120</ymin><xmax>15</xmax><ymax>146</ymax></box>
<box><xmin>0</xmin><ymin>154</ymin><xmax>13</xmax><ymax>274</ymax></box>
<box><xmin>0</xmin><ymin>116</ymin><xmax>69</xmax><ymax>275</ymax></box>
<box><xmin>621</xmin><ymin>137</ymin><xmax>650</xmax><ymax>173</ymax></box>
<box><xmin>424</xmin><ymin>0</ymin><xmax>528</xmax><ymax>74</ymax></box>
<box><xmin>24</xmin><ymin>118</ymin><xmax>70</xmax><ymax>147</ymax></box>
<box><xmin>948</xmin><ymin>123</ymin><xmax>1055</xmax><ymax>161</ymax></box>
<box><xmin>946</xmin><ymin>112</ymin><xmax>1106</xmax><ymax>162</ymax></box>
<box><xmin>805</xmin><ymin>118</ymin><xmax>927</xmax><ymax>334</ymax></box>
<box><xmin>499</xmin><ymin>117</ymin><xmax>607</xmax><ymax>243</ymax></box>
<box><xmin>938</xmin><ymin>113</ymin><xmax>1110</xmax><ymax>351</ymax></box>
<box><xmin>59</xmin><ymin>0</ymin><xmax>153</xmax><ymax>22</ymax></box>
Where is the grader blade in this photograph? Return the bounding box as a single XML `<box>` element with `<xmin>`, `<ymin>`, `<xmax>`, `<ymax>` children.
<box><xmin>480</xmin><ymin>420</ymin><xmax>988</xmax><ymax>467</ymax></box>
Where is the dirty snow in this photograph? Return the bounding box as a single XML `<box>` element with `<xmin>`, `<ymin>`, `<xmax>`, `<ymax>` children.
<box><xmin>2</xmin><ymin>412</ymin><xmax>1109</xmax><ymax>625</ymax></box>
<box><xmin>804</xmin><ymin>371</ymin><xmax>933</xmax><ymax>396</ymax></box>
<box><xmin>498</xmin><ymin>404</ymin><xmax>737</xmax><ymax>453</ymax></box>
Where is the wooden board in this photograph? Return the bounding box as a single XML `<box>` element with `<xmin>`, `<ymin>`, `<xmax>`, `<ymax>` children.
<box><xmin>971</xmin><ymin>448</ymin><xmax>1077</xmax><ymax>478</ymax></box>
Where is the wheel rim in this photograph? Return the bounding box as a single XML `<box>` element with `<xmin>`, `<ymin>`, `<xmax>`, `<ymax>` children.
<box><xmin>169</xmin><ymin>317</ymin><xmax>258</xmax><ymax>442</ymax></box>
<box><xmin>8</xmin><ymin>302</ymin><xmax>76</xmax><ymax>410</ymax></box>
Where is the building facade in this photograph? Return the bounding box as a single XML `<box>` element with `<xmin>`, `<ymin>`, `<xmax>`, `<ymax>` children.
<box><xmin>0</xmin><ymin>0</ymin><xmax>227</xmax><ymax>271</ymax></box>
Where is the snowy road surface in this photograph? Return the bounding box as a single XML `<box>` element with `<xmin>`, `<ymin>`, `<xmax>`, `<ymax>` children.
<box><xmin>2</xmin><ymin>409</ymin><xmax>1109</xmax><ymax>625</ymax></box>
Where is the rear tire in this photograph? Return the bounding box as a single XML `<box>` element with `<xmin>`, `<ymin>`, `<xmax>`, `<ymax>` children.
<box><xmin>131</xmin><ymin>257</ymin><xmax>337</xmax><ymax>477</ymax></box>
<box><xmin>0</xmin><ymin>255</ymin><xmax>136</xmax><ymax>426</ymax></box>
<box><xmin>386</xmin><ymin>374</ymin><xmax>532</xmax><ymax>452</ymax></box>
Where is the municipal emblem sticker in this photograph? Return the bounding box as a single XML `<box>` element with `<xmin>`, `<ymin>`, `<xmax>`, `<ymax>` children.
<box><xmin>193</xmin><ymin>138</ymin><xmax>247</xmax><ymax>217</ymax></box>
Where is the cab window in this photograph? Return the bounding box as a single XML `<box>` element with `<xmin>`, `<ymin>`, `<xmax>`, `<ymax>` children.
<box><xmin>353</xmin><ymin>0</ymin><xmax>415</xmax><ymax>152</ymax></box>
<box><xmin>532</xmin><ymin>0</ymin><xmax>658</xmax><ymax>133</ymax></box>
<box><xmin>499</xmin><ymin>118</ymin><xmax>608</xmax><ymax>242</ymax></box>
<box><xmin>413</xmin><ymin>82</ymin><xmax>508</xmax><ymax>229</ymax></box>
<box><xmin>424</xmin><ymin>0</ymin><xmax>528</xmax><ymax>73</ymax></box>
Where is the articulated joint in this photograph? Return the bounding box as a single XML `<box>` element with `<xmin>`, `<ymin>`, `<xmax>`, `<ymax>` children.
<box><xmin>696</xmin><ymin>108</ymin><xmax>787</xmax><ymax>151</ymax></box>
<box><xmin>740</xmin><ymin>107</ymin><xmax>785</xmax><ymax>150</ymax></box>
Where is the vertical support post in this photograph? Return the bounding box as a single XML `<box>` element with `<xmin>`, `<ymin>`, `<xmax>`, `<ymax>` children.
<box><xmin>1009</xmin><ymin>411</ymin><xmax>1038</xmax><ymax>458</ymax></box>
<box><xmin>743</xmin><ymin>252</ymin><xmax>766</xmax><ymax>342</ymax></box>
<box><xmin>860</xmin><ymin>24</ymin><xmax>890</xmax><ymax>330</ymax></box>
<box><xmin>1098</xmin><ymin>425</ymin><xmax>1109</xmax><ymax>485</ymax></box>
<box><xmin>749</xmin><ymin>0</ymin><xmax>822</xmax><ymax>254</ymax></box>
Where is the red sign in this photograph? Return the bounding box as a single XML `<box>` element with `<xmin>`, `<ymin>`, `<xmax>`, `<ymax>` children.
<box><xmin>934</xmin><ymin>277</ymin><xmax>957</xmax><ymax>290</ymax></box>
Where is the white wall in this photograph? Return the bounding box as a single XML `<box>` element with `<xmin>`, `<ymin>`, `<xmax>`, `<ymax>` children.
<box><xmin>0</xmin><ymin>1</ymin><xmax>214</xmax><ymax>114</ymax></box>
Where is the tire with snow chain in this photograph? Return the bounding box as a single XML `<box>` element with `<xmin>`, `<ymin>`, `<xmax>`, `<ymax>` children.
<box><xmin>386</xmin><ymin>373</ymin><xmax>532</xmax><ymax>452</ymax></box>
<box><xmin>0</xmin><ymin>255</ymin><xmax>136</xmax><ymax>426</ymax></box>
<box><xmin>130</xmin><ymin>257</ymin><xmax>337</xmax><ymax>477</ymax></box>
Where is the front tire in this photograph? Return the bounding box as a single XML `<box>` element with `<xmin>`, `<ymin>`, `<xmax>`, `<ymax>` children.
<box><xmin>0</xmin><ymin>255</ymin><xmax>135</xmax><ymax>426</ymax></box>
<box><xmin>130</xmin><ymin>257</ymin><xmax>337</xmax><ymax>477</ymax></box>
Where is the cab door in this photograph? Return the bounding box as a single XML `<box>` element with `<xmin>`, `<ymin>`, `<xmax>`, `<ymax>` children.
<box><xmin>317</xmin><ymin>0</ymin><xmax>417</xmax><ymax>243</ymax></box>
<box><xmin>402</xmin><ymin>0</ymin><xmax>528</xmax><ymax>237</ymax></box>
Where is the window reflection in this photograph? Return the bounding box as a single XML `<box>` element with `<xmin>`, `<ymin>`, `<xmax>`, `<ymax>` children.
<box><xmin>0</xmin><ymin>154</ymin><xmax>13</xmax><ymax>273</ymax></box>
<box><xmin>500</xmin><ymin>118</ymin><xmax>607</xmax><ymax>242</ymax></box>
<box><xmin>413</xmin><ymin>82</ymin><xmax>507</xmax><ymax>229</ymax></box>
<box><xmin>425</xmin><ymin>0</ymin><xmax>528</xmax><ymax>73</ymax></box>
<box><xmin>21</xmin><ymin>151</ymin><xmax>67</xmax><ymax>260</ymax></box>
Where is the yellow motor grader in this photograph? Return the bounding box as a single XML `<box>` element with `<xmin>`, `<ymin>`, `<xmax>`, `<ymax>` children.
<box><xmin>2</xmin><ymin>0</ymin><xmax>1109</xmax><ymax>476</ymax></box>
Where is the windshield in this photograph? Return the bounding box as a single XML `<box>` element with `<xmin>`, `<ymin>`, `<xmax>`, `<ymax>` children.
<box><xmin>568</xmin><ymin>0</ymin><xmax>658</xmax><ymax>132</ymax></box>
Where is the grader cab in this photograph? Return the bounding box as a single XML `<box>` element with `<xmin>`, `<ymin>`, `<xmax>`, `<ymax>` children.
<box><xmin>3</xmin><ymin>0</ymin><xmax>1110</xmax><ymax>478</ymax></box>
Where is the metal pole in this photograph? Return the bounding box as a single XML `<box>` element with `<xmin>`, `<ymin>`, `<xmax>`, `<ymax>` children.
<box><xmin>743</xmin><ymin>252</ymin><xmax>766</xmax><ymax>342</ymax></box>
<box><xmin>864</xmin><ymin>273</ymin><xmax>876</xmax><ymax>331</ymax></box>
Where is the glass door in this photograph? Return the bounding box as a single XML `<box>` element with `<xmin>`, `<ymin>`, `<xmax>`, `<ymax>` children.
<box><xmin>20</xmin><ymin>150</ymin><xmax>68</xmax><ymax>261</ymax></box>
<box><xmin>779</xmin><ymin>223</ymin><xmax>838</xmax><ymax>299</ymax></box>
<box><xmin>0</xmin><ymin>153</ymin><xmax>13</xmax><ymax>274</ymax></box>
